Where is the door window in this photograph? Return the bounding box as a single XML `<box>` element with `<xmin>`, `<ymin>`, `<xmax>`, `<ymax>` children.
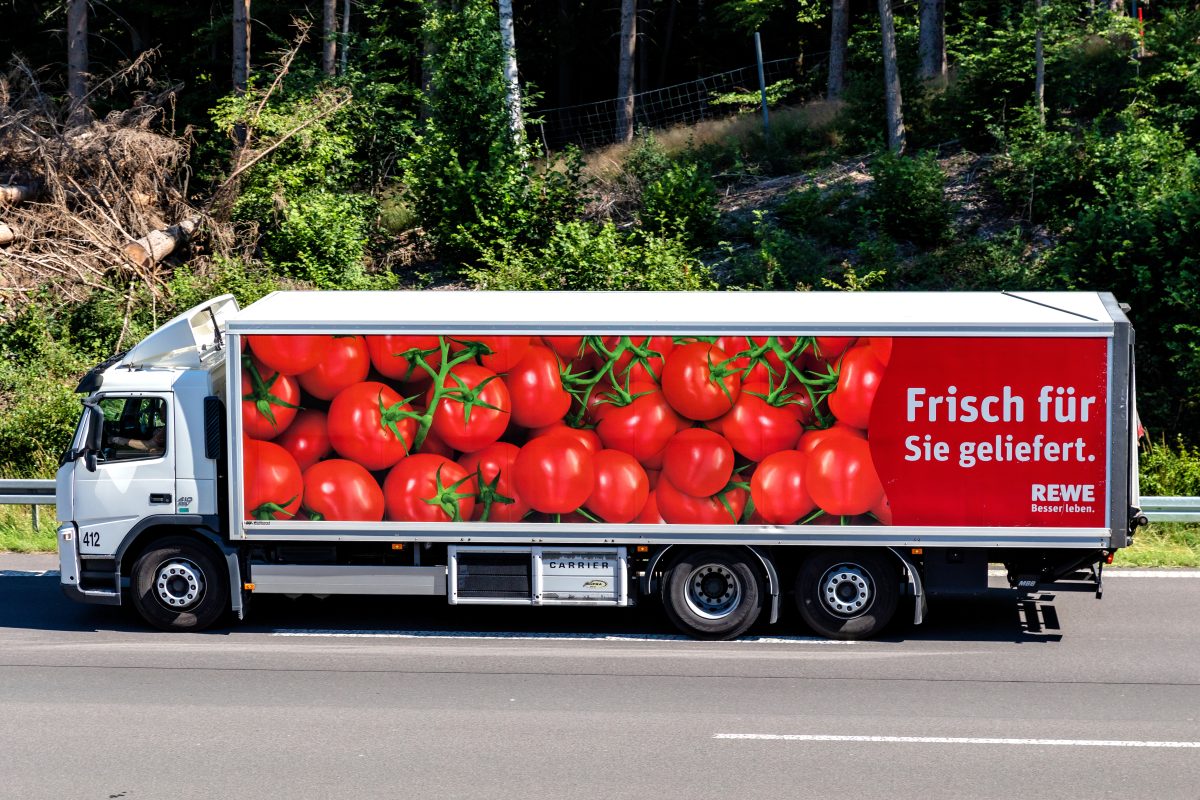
<box><xmin>98</xmin><ymin>396</ymin><xmax>168</xmax><ymax>462</ymax></box>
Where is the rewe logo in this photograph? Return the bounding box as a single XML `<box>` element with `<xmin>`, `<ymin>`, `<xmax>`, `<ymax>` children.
<box><xmin>1031</xmin><ymin>484</ymin><xmax>1095</xmax><ymax>502</ymax></box>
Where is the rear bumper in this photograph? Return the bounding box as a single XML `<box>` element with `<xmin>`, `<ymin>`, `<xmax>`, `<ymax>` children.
<box><xmin>57</xmin><ymin>523</ymin><xmax>121</xmax><ymax>606</ymax></box>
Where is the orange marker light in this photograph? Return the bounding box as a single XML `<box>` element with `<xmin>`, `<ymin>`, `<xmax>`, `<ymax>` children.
<box><xmin>911</xmin><ymin>548</ymin><xmax>924</xmax><ymax>555</ymax></box>
<box><xmin>244</xmin><ymin>582</ymin><xmax>255</xmax><ymax>591</ymax></box>
<box><xmin>636</xmin><ymin>545</ymin><xmax>649</xmax><ymax>553</ymax></box>
<box><xmin>391</xmin><ymin>543</ymin><xmax>406</xmax><ymax>551</ymax></box>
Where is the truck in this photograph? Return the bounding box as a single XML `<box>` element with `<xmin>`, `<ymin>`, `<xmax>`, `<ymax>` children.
<box><xmin>55</xmin><ymin>290</ymin><xmax>1143</xmax><ymax>640</ymax></box>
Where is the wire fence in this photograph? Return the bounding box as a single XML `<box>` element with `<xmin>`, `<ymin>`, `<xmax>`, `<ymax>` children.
<box><xmin>530</xmin><ymin>56</ymin><xmax>810</xmax><ymax>151</ymax></box>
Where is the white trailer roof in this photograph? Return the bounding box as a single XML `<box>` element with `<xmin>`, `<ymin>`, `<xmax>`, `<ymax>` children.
<box><xmin>227</xmin><ymin>291</ymin><xmax>1124</xmax><ymax>336</ymax></box>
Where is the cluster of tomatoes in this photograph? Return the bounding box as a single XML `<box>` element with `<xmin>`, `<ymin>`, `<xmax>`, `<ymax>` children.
<box><xmin>240</xmin><ymin>333</ymin><xmax>893</xmax><ymax>526</ymax></box>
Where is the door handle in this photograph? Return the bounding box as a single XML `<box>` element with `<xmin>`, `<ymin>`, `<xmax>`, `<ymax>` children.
<box><xmin>149</xmin><ymin>493</ymin><xmax>172</xmax><ymax>504</ymax></box>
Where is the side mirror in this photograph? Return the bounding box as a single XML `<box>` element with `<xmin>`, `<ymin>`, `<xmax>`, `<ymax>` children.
<box><xmin>84</xmin><ymin>404</ymin><xmax>103</xmax><ymax>452</ymax></box>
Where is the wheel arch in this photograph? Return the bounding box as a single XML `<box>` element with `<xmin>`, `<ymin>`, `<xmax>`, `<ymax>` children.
<box><xmin>116</xmin><ymin>515</ymin><xmax>243</xmax><ymax>620</ymax></box>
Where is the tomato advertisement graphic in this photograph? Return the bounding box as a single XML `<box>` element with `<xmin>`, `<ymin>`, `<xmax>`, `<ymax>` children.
<box><xmin>237</xmin><ymin>332</ymin><xmax>1109</xmax><ymax>530</ymax></box>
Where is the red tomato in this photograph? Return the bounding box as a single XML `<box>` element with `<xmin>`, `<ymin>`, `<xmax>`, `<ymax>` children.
<box><xmin>512</xmin><ymin>435</ymin><xmax>594</xmax><ymax>514</ymax></box>
<box><xmin>542</xmin><ymin>336</ymin><xmax>586</xmax><ymax>362</ymax></box>
<box><xmin>814</xmin><ymin>336</ymin><xmax>857</xmax><ymax>361</ymax></box>
<box><xmin>806</xmin><ymin>435</ymin><xmax>884</xmax><ymax>516</ymax></box>
<box><xmin>595</xmin><ymin>381</ymin><xmax>683</xmax><ymax>462</ymax></box>
<box><xmin>828</xmin><ymin>345</ymin><xmax>886</xmax><ymax>430</ymax></box>
<box><xmin>275</xmin><ymin>409</ymin><xmax>331</xmax><ymax>471</ymax></box>
<box><xmin>243</xmin><ymin>439</ymin><xmax>303</xmax><ymax>520</ymax></box>
<box><xmin>458</xmin><ymin>442</ymin><xmax>530</xmax><ymax>522</ymax></box>
<box><xmin>750</xmin><ymin>450</ymin><xmax>815</xmax><ymax>524</ymax></box>
<box><xmin>366</xmin><ymin>335</ymin><xmax>442</xmax><ymax>384</ymax></box>
<box><xmin>798</xmin><ymin>424</ymin><xmax>867</xmax><ymax>456</ymax></box>
<box><xmin>656</xmin><ymin>477</ymin><xmax>747</xmax><ymax>525</ymax></box>
<box><xmin>661</xmin><ymin>342</ymin><xmax>741</xmax><ymax>420</ymax></box>
<box><xmin>635</xmin><ymin>490</ymin><xmax>665</xmax><ymax>524</ymax></box>
<box><xmin>584</xmin><ymin>380</ymin><xmax>617</xmax><ymax>424</ymax></box>
<box><xmin>427</xmin><ymin>363</ymin><xmax>511</xmax><ymax>453</ymax></box>
<box><xmin>719</xmin><ymin>381</ymin><xmax>804</xmax><ymax>462</ymax></box>
<box><xmin>531</xmin><ymin>424</ymin><xmax>602</xmax><ymax>455</ymax></box>
<box><xmin>507</xmin><ymin>345</ymin><xmax>571</xmax><ymax>428</ymax></box>
<box><xmin>301</xmin><ymin>459</ymin><xmax>385</xmax><ymax>521</ymax></box>
<box><xmin>417</xmin><ymin>427</ymin><xmax>456</xmax><ymax>459</ymax></box>
<box><xmin>298</xmin><ymin>336</ymin><xmax>370</xmax><ymax>400</ymax></box>
<box><xmin>471</xmin><ymin>335</ymin><xmax>532</xmax><ymax>373</ymax></box>
<box><xmin>715</xmin><ymin>336</ymin><xmax>794</xmax><ymax>383</ymax></box>
<box><xmin>242</xmin><ymin>355</ymin><xmax>300</xmax><ymax>440</ymax></box>
<box><xmin>866</xmin><ymin>336</ymin><xmax>893</xmax><ymax>367</ymax></box>
<box><xmin>870</xmin><ymin>492</ymin><xmax>893</xmax><ymax>524</ymax></box>
<box><xmin>661</xmin><ymin>428</ymin><xmax>734</xmax><ymax>497</ymax></box>
<box><xmin>327</xmin><ymin>381</ymin><xmax>417</xmax><ymax>471</ymax></box>
<box><xmin>604</xmin><ymin>336</ymin><xmax>675</xmax><ymax>383</ymax></box>
<box><xmin>247</xmin><ymin>335</ymin><xmax>332</xmax><ymax>376</ymax></box>
<box><xmin>383</xmin><ymin>454</ymin><xmax>475</xmax><ymax>522</ymax></box>
<box><xmin>585</xmin><ymin>450</ymin><xmax>650</xmax><ymax>524</ymax></box>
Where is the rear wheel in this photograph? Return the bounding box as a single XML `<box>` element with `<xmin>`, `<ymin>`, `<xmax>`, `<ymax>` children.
<box><xmin>662</xmin><ymin>549</ymin><xmax>764</xmax><ymax>640</ymax></box>
<box><xmin>130</xmin><ymin>537</ymin><xmax>229</xmax><ymax>632</ymax></box>
<box><xmin>795</xmin><ymin>549</ymin><xmax>899</xmax><ymax>640</ymax></box>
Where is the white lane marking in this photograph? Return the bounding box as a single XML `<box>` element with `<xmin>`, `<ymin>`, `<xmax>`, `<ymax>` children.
<box><xmin>269</xmin><ymin>630</ymin><xmax>858</xmax><ymax>644</ymax></box>
<box><xmin>988</xmin><ymin>569</ymin><xmax>1200</xmax><ymax>578</ymax></box>
<box><xmin>714</xmin><ymin>733</ymin><xmax>1200</xmax><ymax>748</ymax></box>
<box><xmin>0</xmin><ymin>570</ymin><xmax>59</xmax><ymax>577</ymax></box>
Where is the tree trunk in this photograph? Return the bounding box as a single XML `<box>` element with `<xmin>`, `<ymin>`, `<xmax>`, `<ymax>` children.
<box><xmin>879</xmin><ymin>0</ymin><xmax>906</xmax><ymax>153</ymax></box>
<box><xmin>827</xmin><ymin>0</ymin><xmax>849</xmax><ymax>100</ymax></box>
<box><xmin>616</xmin><ymin>0</ymin><xmax>636</xmax><ymax>144</ymax></box>
<box><xmin>1035</xmin><ymin>0</ymin><xmax>1046</xmax><ymax>125</ymax></box>
<box><xmin>340</xmin><ymin>0</ymin><xmax>351</xmax><ymax>74</ymax></box>
<box><xmin>918</xmin><ymin>0</ymin><xmax>947</xmax><ymax>84</ymax></box>
<box><xmin>67</xmin><ymin>0</ymin><xmax>88</xmax><ymax>124</ymax></box>
<box><xmin>657</xmin><ymin>0</ymin><xmax>678</xmax><ymax>86</ymax></box>
<box><xmin>558</xmin><ymin>0</ymin><xmax>573</xmax><ymax>105</ymax></box>
<box><xmin>1109</xmin><ymin>0</ymin><xmax>1123</xmax><ymax>13</ymax></box>
<box><xmin>123</xmin><ymin>218</ymin><xmax>201</xmax><ymax>269</ymax></box>
<box><xmin>232</xmin><ymin>0</ymin><xmax>251</xmax><ymax>93</ymax></box>
<box><xmin>498</xmin><ymin>0</ymin><xmax>524</xmax><ymax>144</ymax></box>
<box><xmin>0</xmin><ymin>223</ymin><xmax>17</xmax><ymax>246</ymax></box>
<box><xmin>322</xmin><ymin>0</ymin><xmax>337</xmax><ymax>76</ymax></box>
<box><xmin>0</xmin><ymin>184</ymin><xmax>35</xmax><ymax>205</ymax></box>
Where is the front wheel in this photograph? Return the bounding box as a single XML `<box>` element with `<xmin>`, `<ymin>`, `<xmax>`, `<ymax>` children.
<box><xmin>662</xmin><ymin>549</ymin><xmax>764</xmax><ymax>640</ymax></box>
<box><xmin>795</xmin><ymin>549</ymin><xmax>899</xmax><ymax>640</ymax></box>
<box><xmin>130</xmin><ymin>536</ymin><xmax>229</xmax><ymax>632</ymax></box>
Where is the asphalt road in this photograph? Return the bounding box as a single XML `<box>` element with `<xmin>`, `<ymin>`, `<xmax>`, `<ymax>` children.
<box><xmin>1</xmin><ymin>566</ymin><xmax>1198</xmax><ymax>799</ymax></box>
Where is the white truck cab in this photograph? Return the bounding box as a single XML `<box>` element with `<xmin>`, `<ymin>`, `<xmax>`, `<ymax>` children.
<box><xmin>56</xmin><ymin>296</ymin><xmax>240</xmax><ymax>623</ymax></box>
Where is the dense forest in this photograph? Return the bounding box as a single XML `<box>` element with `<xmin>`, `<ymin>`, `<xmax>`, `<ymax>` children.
<box><xmin>0</xmin><ymin>0</ymin><xmax>1199</xmax><ymax>482</ymax></box>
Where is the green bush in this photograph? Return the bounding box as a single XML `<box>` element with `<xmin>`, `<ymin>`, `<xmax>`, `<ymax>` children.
<box><xmin>720</xmin><ymin>211</ymin><xmax>831</xmax><ymax>290</ymax></box>
<box><xmin>1139</xmin><ymin>437</ymin><xmax>1200</xmax><ymax>498</ymax></box>
<box><xmin>776</xmin><ymin>182</ymin><xmax>860</xmax><ymax>246</ymax></box>
<box><xmin>867</xmin><ymin>150</ymin><xmax>952</xmax><ymax>246</ymax></box>
<box><xmin>469</xmin><ymin>220</ymin><xmax>713</xmax><ymax>291</ymax></box>
<box><xmin>639</xmin><ymin>161</ymin><xmax>719</xmax><ymax>246</ymax></box>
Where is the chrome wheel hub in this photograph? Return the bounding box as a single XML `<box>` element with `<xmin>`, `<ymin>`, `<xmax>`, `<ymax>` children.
<box><xmin>820</xmin><ymin>564</ymin><xmax>873</xmax><ymax>618</ymax></box>
<box><xmin>155</xmin><ymin>559</ymin><xmax>204</xmax><ymax>610</ymax></box>
<box><xmin>685</xmin><ymin>564</ymin><xmax>742</xmax><ymax>620</ymax></box>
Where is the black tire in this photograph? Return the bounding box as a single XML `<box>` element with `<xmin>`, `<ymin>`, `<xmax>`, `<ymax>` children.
<box><xmin>795</xmin><ymin>549</ymin><xmax>899</xmax><ymax>640</ymax></box>
<box><xmin>129</xmin><ymin>536</ymin><xmax>229</xmax><ymax>632</ymax></box>
<box><xmin>662</xmin><ymin>549</ymin><xmax>764</xmax><ymax>640</ymax></box>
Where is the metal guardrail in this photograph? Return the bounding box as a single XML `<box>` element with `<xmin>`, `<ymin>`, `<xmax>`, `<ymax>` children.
<box><xmin>0</xmin><ymin>478</ymin><xmax>56</xmax><ymax>532</ymax></box>
<box><xmin>1</xmin><ymin>479</ymin><xmax>1198</xmax><ymax>526</ymax></box>
<box><xmin>1137</xmin><ymin>496</ymin><xmax>1200</xmax><ymax>523</ymax></box>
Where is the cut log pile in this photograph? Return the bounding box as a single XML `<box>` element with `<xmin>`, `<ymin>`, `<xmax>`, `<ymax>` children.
<box><xmin>0</xmin><ymin>61</ymin><xmax>220</xmax><ymax>311</ymax></box>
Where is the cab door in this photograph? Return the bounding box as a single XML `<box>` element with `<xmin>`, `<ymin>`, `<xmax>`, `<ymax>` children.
<box><xmin>71</xmin><ymin>394</ymin><xmax>176</xmax><ymax>557</ymax></box>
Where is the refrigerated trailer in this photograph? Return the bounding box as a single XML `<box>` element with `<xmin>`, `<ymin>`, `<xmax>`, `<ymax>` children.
<box><xmin>55</xmin><ymin>290</ymin><xmax>1144</xmax><ymax>639</ymax></box>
